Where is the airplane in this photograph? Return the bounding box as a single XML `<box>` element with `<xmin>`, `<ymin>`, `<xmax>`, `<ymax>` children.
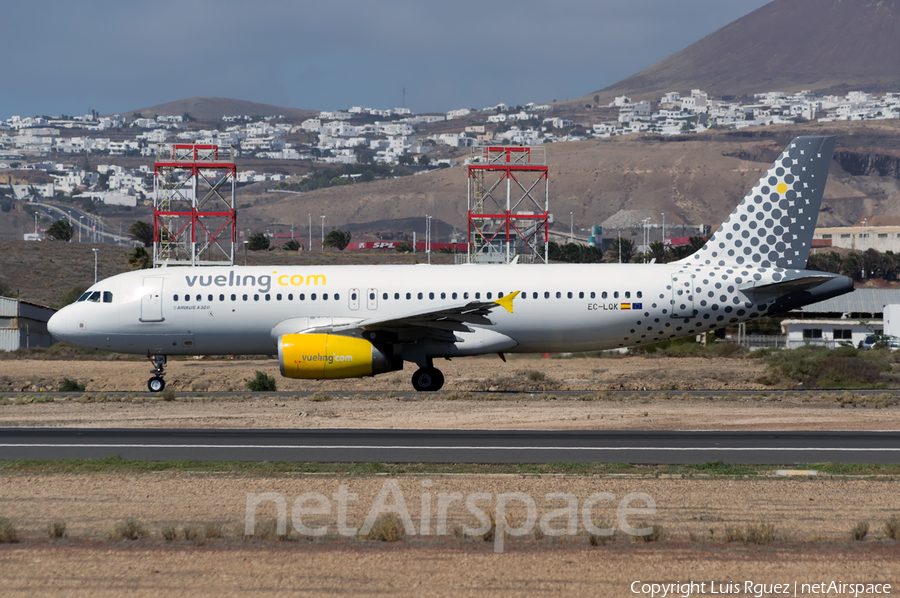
<box><xmin>48</xmin><ymin>136</ymin><xmax>853</xmax><ymax>392</ymax></box>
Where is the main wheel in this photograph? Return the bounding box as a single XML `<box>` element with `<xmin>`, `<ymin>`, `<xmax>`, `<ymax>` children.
<box><xmin>411</xmin><ymin>367</ymin><xmax>444</xmax><ymax>392</ymax></box>
<box><xmin>148</xmin><ymin>377</ymin><xmax>166</xmax><ymax>393</ymax></box>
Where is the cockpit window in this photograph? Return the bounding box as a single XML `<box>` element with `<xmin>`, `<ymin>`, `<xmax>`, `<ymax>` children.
<box><xmin>77</xmin><ymin>292</ymin><xmax>92</xmax><ymax>302</ymax></box>
<box><xmin>102</xmin><ymin>292</ymin><xmax>113</xmax><ymax>303</ymax></box>
<box><xmin>87</xmin><ymin>291</ymin><xmax>101</xmax><ymax>303</ymax></box>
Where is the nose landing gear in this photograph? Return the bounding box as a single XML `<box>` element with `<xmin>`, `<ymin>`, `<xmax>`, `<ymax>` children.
<box><xmin>147</xmin><ymin>354</ymin><xmax>167</xmax><ymax>392</ymax></box>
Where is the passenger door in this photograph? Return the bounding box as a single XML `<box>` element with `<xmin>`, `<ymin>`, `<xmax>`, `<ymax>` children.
<box><xmin>139</xmin><ymin>277</ymin><xmax>165</xmax><ymax>322</ymax></box>
<box><xmin>349</xmin><ymin>288</ymin><xmax>360</xmax><ymax>310</ymax></box>
<box><xmin>367</xmin><ymin>288</ymin><xmax>378</xmax><ymax>310</ymax></box>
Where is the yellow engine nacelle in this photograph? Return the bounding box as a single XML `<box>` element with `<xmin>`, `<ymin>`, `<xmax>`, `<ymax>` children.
<box><xmin>278</xmin><ymin>333</ymin><xmax>399</xmax><ymax>379</ymax></box>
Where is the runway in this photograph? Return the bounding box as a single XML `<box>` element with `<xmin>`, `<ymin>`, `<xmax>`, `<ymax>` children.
<box><xmin>1</xmin><ymin>428</ymin><xmax>899</xmax><ymax>464</ymax></box>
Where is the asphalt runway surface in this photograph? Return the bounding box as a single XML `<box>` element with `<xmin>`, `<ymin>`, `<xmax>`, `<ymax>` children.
<box><xmin>2</xmin><ymin>428</ymin><xmax>899</xmax><ymax>464</ymax></box>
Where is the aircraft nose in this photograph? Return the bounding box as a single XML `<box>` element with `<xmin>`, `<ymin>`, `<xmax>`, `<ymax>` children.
<box><xmin>47</xmin><ymin>309</ymin><xmax>69</xmax><ymax>342</ymax></box>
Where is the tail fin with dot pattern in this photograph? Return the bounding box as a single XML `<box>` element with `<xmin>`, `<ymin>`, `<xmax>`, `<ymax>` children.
<box><xmin>677</xmin><ymin>136</ymin><xmax>836</xmax><ymax>270</ymax></box>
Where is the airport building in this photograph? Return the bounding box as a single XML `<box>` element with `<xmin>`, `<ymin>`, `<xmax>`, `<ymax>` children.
<box><xmin>0</xmin><ymin>296</ymin><xmax>57</xmax><ymax>352</ymax></box>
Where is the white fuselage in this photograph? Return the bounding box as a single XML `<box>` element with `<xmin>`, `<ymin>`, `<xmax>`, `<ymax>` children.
<box><xmin>47</xmin><ymin>261</ymin><xmax>807</xmax><ymax>357</ymax></box>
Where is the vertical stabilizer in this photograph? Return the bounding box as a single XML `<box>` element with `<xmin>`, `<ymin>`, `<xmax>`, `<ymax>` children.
<box><xmin>677</xmin><ymin>136</ymin><xmax>835</xmax><ymax>269</ymax></box>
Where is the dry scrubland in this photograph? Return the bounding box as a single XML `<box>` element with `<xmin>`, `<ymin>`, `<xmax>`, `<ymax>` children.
<box><xmin>1</xmin><ymin>473</ymin><xmax>900</xmax><ymax>597</ymax></box>
<box><xmin>3</xmin><ymin>349</ymin><xmax>900</xmax><ymax>595</ymax></box>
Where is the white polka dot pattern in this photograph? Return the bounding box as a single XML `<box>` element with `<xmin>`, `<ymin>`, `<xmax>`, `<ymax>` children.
<box><xmin>679</xmin><ymin>136</ymin><xmax>836</xmax><ymax>269</ymax></box>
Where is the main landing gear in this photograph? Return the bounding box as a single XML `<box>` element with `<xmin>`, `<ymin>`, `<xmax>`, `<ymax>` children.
<box><xmin>411</xmin><ymin>367</ymin><xmax>444</xmax><ymax>392</ymax></box>
<box><xmin>147</xmin><ymin>354</ymin><xmax>167</xmax><ymax>392</ymax></box>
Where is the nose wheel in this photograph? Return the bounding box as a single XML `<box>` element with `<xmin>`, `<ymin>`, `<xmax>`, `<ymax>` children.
<box><xmin>411</xmin><ymin>367</ymin><xmax>444</xmax><ymax>392</ymax></box>
<box><xmin>147</xmin><ymin>354</ymin><xmax>167</xmax><ymax>393</ymax></box>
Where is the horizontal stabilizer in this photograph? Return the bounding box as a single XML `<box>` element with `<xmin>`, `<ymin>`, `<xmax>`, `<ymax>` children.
<box><xmin>740</xmin><ymin>275</ymin><xmax>836</xmax><ymax>299</ymax></box>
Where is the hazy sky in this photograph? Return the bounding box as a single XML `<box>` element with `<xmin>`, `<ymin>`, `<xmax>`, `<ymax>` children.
<box><xmin>1</xmin><ymin>0</ymin><xmax>771</xmax><ymax>119</ymax></box>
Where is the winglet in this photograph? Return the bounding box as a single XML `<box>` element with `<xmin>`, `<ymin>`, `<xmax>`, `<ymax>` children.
<box><xmin>494</xmin><ymin>291</ymin><xmax>520</xmax><ymax>314</ymax></box>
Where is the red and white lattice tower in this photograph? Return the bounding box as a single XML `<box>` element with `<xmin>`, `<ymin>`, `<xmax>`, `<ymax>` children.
<box><xmin>467</xmin><ymin>146</ymin><xmax>549</xmax><ymax>264</ymax></box>
<box><xmin>153</xmin><ymin>144</ymin><xmax>237</xmax><ymax>267</ymax></box>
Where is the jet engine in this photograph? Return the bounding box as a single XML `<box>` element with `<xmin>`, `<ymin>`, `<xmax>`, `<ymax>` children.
<box><xmin>278</xmin><ymin>333</ymin><xmax>401</xmax><ymax>379</ymax></box>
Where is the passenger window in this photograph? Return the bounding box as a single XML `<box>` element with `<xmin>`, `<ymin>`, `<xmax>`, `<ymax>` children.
<box><xmin>276</xmin><ymin>294</ymin><xmax>282</xmax><ymax>301</ymax></box>
<box><xmin>486</xmin><ymin>292</ymin><xmax>492</xmax><ymax>299</ymax></box>
<box><xmin>185</xmin><ymin>294</ymin><xmax>191</xmax><ymax>302</ymax></box>
<box><xmin>441</xmin><ymin>292</ymin><xmax>446</xmax><ymax>299</ymax></box>
<box><xmin>429</xmin><ymin>292</ymin><xmax>434</xmax><ymax>300</ymax></box>
<box><xmin>614</xmin><ymin>291</ymin><xmax>619</xmax><ymax>299</ymax></box>
<box><xmin>533</xmin><ymin>292</ymin><xmax>537</xmax><ymax>299</ymax></box>
<box><xmin>556</xmin><ymin>292</ymin><xmax>562</xmax><ymax>299</ymax></box>
<box><xmin>370</xmin><ymin>292</ymin><xmax>375</xmax><ymax>300</ymax></box>
<box><xmin>254</xmin><ymin>295</ymin><xmax>259</xmax><ymax>301</ymax></box>
<box><xmin>521</xmin><ymin>293</ymin><xmax>526</xmax><ymax>300</ymax></box>
<box><xmin>173</xmin><ymin>294</ymin><xmax>179</xmax><ymax>302</ymax></box>
<box><xmin>602</xmin><ymin>291</ymin><xmax>608</xmax><ymax>299</ymax></box>
<box><xmin>311</xmin><ymin>293</ymin><xmax>317</xmax><ymax>300</ymax></box>
<box><xmin>288</xmin><ymin>294</ymin><xmax>293</xmax><ymax>300</ymax></box>
<box><xmin>299</xmin><ymin>294</ymin><xmax>305</xmax><ymax>300</ymax></box>
<box><xmin>590</xmin><ymin>292</ymin><xmax>595</xmax><ymax>299</ymax></box>
<box><xmin>196</xmin><ymin>294</ymin><xmax>201</xmax><ymax>301</ymax></box>
<box><xmin>498</xmin><ymin>292</ymin><xmax>504</xmax><ymax>298</ymax></box>
<box><xmin>394</xmin><ymin>293</ymin><xmax>400</xmax><ymax>300</ymax></box>
<box><xmin>418</xmin><ymin>292</ymin><xmax>423</xmax><ymax>299</ymax></box>
<box><xmin>383</xmin><ymin>293</ymin><xmax>388</xmax><ymax>300</ymax></box>
<box><xmin>475</xmin><ymin>292</ymin><xmax>481</xmax><ymax>299</ymax></box>
<box><xmin>231</xmin><ymin>294</ymin><xmax>236</xmax><ymax>301</ymax></box>
<box><xmin>242</xmin><ymin>294</ymin><xmax>248</xmax><ymax>301</ymax></box>
<box><xmin>406</xmin><ymin>293</ymin><xmax>411</xmax><ymax>300</ymax></box>
<box><xmin>265</xmin><ymin>294</ymin><xmax>271</xmax><ymax>301</ymax></box>
<box><xmin>452</xmin><ymin>292</ymin><xmax>458</xmax><ymax>300</ymax></box>
<box><xmin>103</xmin><ymin>291</ymin><xmax>113</xmax><ymax>303</ymax></box>
<box><xmin>544</xmin><ymin>292</ymin><xmax>549</xmax><ymax>299</ymax></box>
<box><xmin>323</xmin><ymin>294</ymin><xmax>329</xmax><ymax>300</ymax></box>
<box><xmin>625</xmin><ymin>291</ymin><xmax>631</xmax><ymax>299</ymax></box>
<box><xmin>334</xmin><ymin>293</ymin><xmax>339</xmax><ymax>300</ymax></box>
<box><xmin>637</xmin><ymin>291</ymin><xmax>643</xmax><ymax>298</ymax></box>
<box><xmin>579</xmin><ymin>292</ymin><xmax>584</xmax><ymax>299</ymax></box>
<box><xmin>567</xmin><ymin>292</ymin><xmax>573</xmax><ymax>299</ymax></box>
<box><xmin>208</xmin><ymin>294</ymin><xmax>213</xmax><ymax>301</ymax></box>
<box><xmin>220</xmin><ymin>294</ymin><xmax>225</xmax><ymax>301</ymax></box>
<box><xmin>352</xmin><ymin>292</ymin><xmax>357</xmax><ymax>300</ymax></box>
<box><xmin>464</xmin><ymin>292</ymin><xmax>469</xmax><ymax>299</ymax></box>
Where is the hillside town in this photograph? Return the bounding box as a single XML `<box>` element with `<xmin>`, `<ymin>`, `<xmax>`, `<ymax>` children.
<box><xmin>2</xmin><ymin>89</ymin><xmax>900</xmax><ymax>208</ymax></box>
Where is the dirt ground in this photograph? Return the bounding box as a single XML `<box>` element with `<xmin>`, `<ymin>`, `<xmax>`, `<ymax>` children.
<box><xmin>1</xmin><ymin>473</ymin><xmax>899</xmax><ymax>597</ymax></box>
<box><xmin>3</xmin><ymin>356</ymin><xmax>900</xmax><ymax>596</ymax></box>
<box><xmin>2</xmin><ymin>356</ymin><xmax>898</xmax><ymax>430</ymax></box>
<box><xmin>1</xmin><ymin>355</ymin><xmax>770</xmax><ymax>394</ymax></box>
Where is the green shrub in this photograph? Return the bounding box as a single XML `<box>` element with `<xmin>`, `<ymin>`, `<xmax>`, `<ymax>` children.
<box><xmin>885</xmin><ymin>515</ymin><xmax>900</xmax><ymax>540</ymax></box>
<box><xmin>631</xmin><ymin>523</ymin><xmax>666</xmax><ymax>542</ymax></box>
<box><xmin>850</xmin><ymin>520</ymin><xmax>869</xmax><ymax>541</ymax></box>
<box><xmin>364</xmin><ymin>513</ymin><xmax>406</xmax><ymax>542</ymax></box>
<box><xmin>759</xmin><ymin>345</ymin><xmax>893</xmax><ymax>389</ymax></box>
<box><xmin>0</xmin><ymin>517</ymin><xmax>17</xmax><ymax>543</ymax></box>
<box><xmin>161</xmin><ymin>523</ymin><xmax>178</xmax><ymax>541</ymax></box>
<box><xmin>107</xmin><ymin>518</ymin><xmax>148</xmax><ymax>540</ymax></box>
<box><xmin>47</xmin><ymin>520</ymin><xmax>67</xmax><ymax>538</ymax></box>
<box><xmin>247</xmin><ymin>371</ymin><xmax>276</xmax><ymax>392</ymax></box>
<box><xmin>59</xmin><ymin>378</ymin><xmax>86</xmax><ymax>392</ymax></box>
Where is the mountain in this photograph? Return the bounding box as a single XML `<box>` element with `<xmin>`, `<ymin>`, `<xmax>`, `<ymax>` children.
<box><xmin>116</xmin><ymin>97</ymin><xmax>318</xmax><ymax>121</ymax></box>
<box><xmin>580</xmin><ymin>0</ymin><xmax>900</xmax><ymax>103</ymax></box>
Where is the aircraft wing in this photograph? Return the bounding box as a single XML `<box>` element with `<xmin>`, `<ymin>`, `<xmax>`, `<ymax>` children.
<box><xmin>333</xmin><ymin>291</ymin><xmax>520</xmax><ymax>335</ymax></box>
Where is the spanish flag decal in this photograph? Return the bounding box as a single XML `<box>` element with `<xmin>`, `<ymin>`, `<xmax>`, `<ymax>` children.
<box><xmin>621</xmin><ymin>303</ymin><xmax>631</xmax><ymax>310</ymax></box>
